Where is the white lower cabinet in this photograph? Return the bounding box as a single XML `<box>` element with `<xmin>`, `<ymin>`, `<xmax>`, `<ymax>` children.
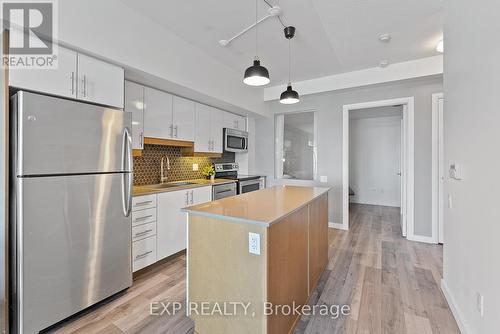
<box><xmin>157</xmin><ymin>186</ymin><xmax>212</xmax><ymax>260</ymax></box>
<box><xmin>132</xmin><ymin>186</ymin><xmax>212</xmax><ymax>270</ymax></box>
<box><xmin>132</xmin><ymin>194</ymin><xmax>158</xmax><ymax>272</ymax></box>
<box><xmin>132</xmin><ymin>236</ymin><xmax>157</xmax><ymax>272</ymax></box>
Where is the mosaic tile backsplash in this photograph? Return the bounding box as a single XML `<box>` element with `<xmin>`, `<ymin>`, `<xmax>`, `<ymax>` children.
<box><xmin>133</xmin><ymin>144</ymin><xmax>235</xmax><ymax>186</ymax></box>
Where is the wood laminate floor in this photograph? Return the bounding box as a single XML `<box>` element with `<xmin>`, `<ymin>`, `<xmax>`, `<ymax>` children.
<box><xmin>52</xmin><ymin>204</ymin><xmax>459</xmax><ymax>334</ymax></box>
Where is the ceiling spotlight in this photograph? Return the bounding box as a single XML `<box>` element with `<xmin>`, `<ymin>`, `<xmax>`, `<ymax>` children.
<box><xmin>379</xmin><ymin>59</ymin><xmax>389</xmax><ymax>68</ymax></box>
<box><xmin>378</xmin><ymin>33</ymin><xmax>391</xmax><ymax>43</ymax></box>
<box><xmin>436</xmin><ymin>39</ymin><xmax>444</xmax><ymax>53</ymax></box>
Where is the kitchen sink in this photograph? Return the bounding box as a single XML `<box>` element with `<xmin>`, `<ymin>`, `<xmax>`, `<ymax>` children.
<box><xmin>145</xmin><ymin>181</ymin><xmax>197</xmax><ymax>189</ymax></box>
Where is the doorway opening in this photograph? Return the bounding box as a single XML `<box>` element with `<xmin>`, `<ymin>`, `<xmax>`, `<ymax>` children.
<box><xmin>342</xmin><ymin>97</ymin><xmax>415</xmax><ymax>240</ymax></box>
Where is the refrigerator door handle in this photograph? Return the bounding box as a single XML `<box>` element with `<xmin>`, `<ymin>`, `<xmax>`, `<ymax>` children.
<box><xmin>122</xmin><ymin>127</ymin><xmax>133</xmax><ymax>217</ymax></box>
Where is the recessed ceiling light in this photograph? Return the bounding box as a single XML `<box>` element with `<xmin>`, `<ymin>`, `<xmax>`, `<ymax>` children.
<box><xmin>378</xmin><ymin>34</ymin><xmax>391</xmax><ymax>43</ymax></box>
<box><xmin>436</xmin><ymin>39</ymin><xmax>444</xmax><ymax>53</ymax></box>
<box><xmin>379</xmin><ymin>60</ymin><xmax>389</xmax><ymax>68</ymax></box>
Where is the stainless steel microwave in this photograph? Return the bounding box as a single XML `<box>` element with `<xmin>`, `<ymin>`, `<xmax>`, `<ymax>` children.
<box><xmin>224</xmin><ymin>128</ymin><xmax>248</xmax><ymax>153</ymax></box>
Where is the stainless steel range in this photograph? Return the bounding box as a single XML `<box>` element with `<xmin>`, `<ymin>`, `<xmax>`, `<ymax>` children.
<box><xmin>214</xmin><ymin>163</ymin><xmax>266</xmax><ymax>194</ymax></box>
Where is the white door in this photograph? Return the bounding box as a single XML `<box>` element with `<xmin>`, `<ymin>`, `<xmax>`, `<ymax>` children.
<box><xmin>194</xmin><ymin>103</ymin><xmax>212</xmax><ymax>152</ymax></box>
<box><xmin>125</xmin><ymin>81</ymin><xmax>144</xmax><ymax>149</ymax></box>
<box><xmin>157</xmin><ymin>190</ymin><xmax>190</xmax><ymax>260</ymax></box>
<box><xmin>172</xmin><ymin>96</ymin><xmax>195</xmax><ymax>141</ymax></box>
<box><xmin>9</xmin><ymin>46</ymin><xmax>78</xmax><ymax>99</ymax></box>
<box><xmin>438</xmin><ymin>97</ymin><xmax>444</xmax><ymax>243</ymax></box>
<box><xmin>144</xmin><ymin>87</ymin><xmax>173</xmax><ymax>139</ymax></box>
<box><xmin>210</xmin><ymin>107</ymin><xmax>225</xmax><ymax>153</ymax></box>
<box><xmin>77</xmin><ymin>54</ymin><xmax>124</xmax><ymax>108</ymax></box>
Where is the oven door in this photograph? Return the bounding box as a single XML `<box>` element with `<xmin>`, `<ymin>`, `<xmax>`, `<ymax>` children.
<box><xmin>224</xmin><ymin>128</ymin><xmax>248</xmax><ymax>153</ymax></box>
<box><xmin>238</xmin><ymin>179</ymin><xmax>261</xmax><ymax>194</ymax></box>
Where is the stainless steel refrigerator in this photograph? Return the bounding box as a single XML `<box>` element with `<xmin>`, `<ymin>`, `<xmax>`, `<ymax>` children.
<box><xmin>10</xmin><ymin>91</ymin><xmax>133</xmax><ymax>333</ymax></box>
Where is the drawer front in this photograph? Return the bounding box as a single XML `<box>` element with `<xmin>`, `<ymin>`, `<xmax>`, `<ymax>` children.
<box><xmin>132</xmin><ymin>236</ymin><xmax>157</xmax><ymax>272</ymax></box>
<box><xmin>132</xmin><ymin>207</ymin><xmax>157</xmax><ymax>226</ymax></box>
<box><xmin>132</xmin><ymin>194</ymin><xmax>156</xmax><ymax>211</ymax></box>
<box><xmin>132</xmin><ymin>222</ymin><xmax>157</xmax><ymax>242</ymax></box>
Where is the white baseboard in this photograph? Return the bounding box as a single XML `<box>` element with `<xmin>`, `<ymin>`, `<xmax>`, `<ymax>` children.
<box><xmin>329</xmin><ymin>222</ymin><xmax>348</xmax><ymax>230</ymax></box>
<box><xmin>441</xmin><ymin>279</ymin><xmax>470</xmax><ymax>334</ymax></box>
<box><xmin>408</xmin><ymin>234</ymin><xmax>437</xmax><ymax>244</ymax></box>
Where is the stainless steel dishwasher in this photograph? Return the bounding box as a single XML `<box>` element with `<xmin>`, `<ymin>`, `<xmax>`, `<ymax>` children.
<box><xmin>212</xmin><ymin>182</ymin><xmax>237</xmax><ymax>200</ymax></box>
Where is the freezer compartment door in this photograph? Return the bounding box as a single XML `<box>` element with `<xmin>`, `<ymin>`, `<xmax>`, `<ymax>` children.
<box><xmin>13</xmin><ymin>91</ymin><xmax>132</xmax><ymax>176</ymax></box>
<box><xmin>15</xmin><ymin>174</ymin><xmax>132</xmax><ymax>333</ymax></box>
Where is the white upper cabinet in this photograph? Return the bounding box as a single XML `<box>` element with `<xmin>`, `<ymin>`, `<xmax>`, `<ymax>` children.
<box><xmin>224</xmin><ymin>112</ymin><xmax>246</xmax><ymax>131</ymax></box>
<box><xmin>194</xmin><ymin>104</ymin><xmax>224</xmax><ymax>153</ymax></box>
<box><xmin>172</xmin><ymin>96</ymin><xmax>195</xmax><ymax>141</ymax></box>
<box><xmin>143</xmin><ymin>87</ymin><xmax>173</xmax><ymax>139</ymax></box>
<box><xmin>10</xmin><ymin>45</ymin><xmax>124</xmax><ymax>109</ymax></box>
<box><xmin>210</xmin><ymin>107</ymin><xmax>224</xmax><ymax>153</ymax></box>
<box><xmin>9</xmin><ymin>46</ymin><xmax>78</xmax><ymax>99</ymax></box>
<box><xmin>194</xmin><ymin>103</ymin><xmax>212</xmax><ymax>152</ymax></box>
<box><xmin>77</xmin><ymin>53</ymin><xmax>124</xmax><ymax>109</ymax></box>
<box><xmin>125</xmin><ymin>81</ymin><xmax>144</xmax><ymax>149</ymax></box>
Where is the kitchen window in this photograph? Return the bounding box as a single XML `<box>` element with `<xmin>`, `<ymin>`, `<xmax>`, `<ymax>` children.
<box><xmin>275</xmin><ymin>111</ymin><xmax>317</xmax><ymax>180</ymax></box>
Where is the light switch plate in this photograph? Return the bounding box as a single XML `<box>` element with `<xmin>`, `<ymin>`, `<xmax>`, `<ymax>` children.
<box><xmin>192</xmin><ymin>163</ymin><xmax>199</xmax><ymax>171</ymax></box>
<box><xmin>248</xmin><ymin>232</ymin><xmax>261</xmax><ymax>255</ymax></box>
<box><xmin>320</xmin><ymin>176</ymin><xmax>328</xmax><ymax>183</ymax></box>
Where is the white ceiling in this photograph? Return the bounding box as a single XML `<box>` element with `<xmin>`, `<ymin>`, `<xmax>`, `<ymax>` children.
<box><xmin>120</xmin><ymin>0</ymin><xmax>443</xmax><ymax>85</ymax></box>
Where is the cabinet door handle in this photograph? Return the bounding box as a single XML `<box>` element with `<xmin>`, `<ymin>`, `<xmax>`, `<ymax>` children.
<box><xmin>140</xmin><ymin>131</ymin><xmax>144</xmax><ymax>147</ymax></box>
<box><xmin>169</xmin><ymin>124</ymin><xmax>173</xmax><ymax>138</ymax></box>
<box><xmin>174</xmin><ymin>125</ymin><xmax>178</xmax><ymax>138</ymax></box>
<box><xmin>185</xmin><ymin>191</ymin><xmax>189</xmax><ymax>205</ymax></box>
<box><xmin>134</xmin><ymin>229</ymin><xmax>153</xmax><ymax>238</ymax></box>
<box><xmin>81</xmin><ymin>74</ymin><xmax>87</xmax><ymax>97</ymax></box>
<box><xmin>135</xmin><ymin>215</ymin><xmax>153</xmax><ymax>222</ymax></box>
<box><xmin>190</xmin><ymin>190</ymin><xmax>194</xmax><ymax>205</ymax></box>
<box><xmin>135</xmin><ymin>250</ymin><xmax>153</xmax><ymax>260</ymax></box>
<box><xmin>135</xmin><ymin>200</ymin><xmax>153</xmax><ymax>207</ymax></box>
<box><xmin>70</xmin><ymin>72</ymin><xmax>75</xmax><ymax>95</ymax></box>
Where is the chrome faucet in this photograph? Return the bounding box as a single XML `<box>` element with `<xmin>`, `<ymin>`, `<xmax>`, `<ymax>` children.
<box><xmin>160</xmin><ymin>156</ymin><xmax>171</xmax><ymax>184</ymax></box>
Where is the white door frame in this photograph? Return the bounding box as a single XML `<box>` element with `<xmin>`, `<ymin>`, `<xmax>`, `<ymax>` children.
<box><xmin>432</xmin><ymin>93</ymin><xmax>444</xmax><ymax>244</ymax></box>
<box><xmin>342</xmin><ymin>97</ymin><xmax>415</xmax><ymax>240</ymax></box>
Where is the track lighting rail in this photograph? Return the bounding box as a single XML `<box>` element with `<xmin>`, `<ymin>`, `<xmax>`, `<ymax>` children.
<box><xmin>218</xmin><ymin>5</ymin><xmax>282</xmax><ymax>47</ymax></box>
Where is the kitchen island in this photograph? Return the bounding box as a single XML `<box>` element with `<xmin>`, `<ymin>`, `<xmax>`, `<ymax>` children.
<box><xmin>183</xmin><ymin>185</ymin><xmax>329</xmax><ymax>334</ymax></box>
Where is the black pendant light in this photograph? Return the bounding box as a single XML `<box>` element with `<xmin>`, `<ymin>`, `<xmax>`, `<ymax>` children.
<box><xmin>243</xmin><ymin>0</ymin><xmax>270</xmax><ymax>86</ymax></box>
<box><xmin>280</xmin><ymin>26</ymin><xmax>299</xmax><ymax>104</ymax></box>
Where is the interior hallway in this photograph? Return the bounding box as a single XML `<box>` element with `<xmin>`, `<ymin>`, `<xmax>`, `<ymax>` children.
<box><xmin>51</xmin><ymin>204</ymin><xmax>459</xmax><ymax>334</ymax></box>
<box><xmin>295</xmin><ymin>204</ymin><xmax>459</xmax><ymax>333</ymax></box>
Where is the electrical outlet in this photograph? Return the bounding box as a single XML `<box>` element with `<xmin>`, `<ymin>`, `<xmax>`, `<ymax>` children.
<box><xmin>476</xmin><ymin>292</ymin><xmax>484</xmax><ymax>317</ymax></box>
<box><xmin>192</xmin><ymin>163</ymin><xmax>199</xmax><ymax>171</ymax></box>
<box><xmin>248</xmin><ymin>232</ymin><xmax>261</xmax><ymax>255</ymax></box>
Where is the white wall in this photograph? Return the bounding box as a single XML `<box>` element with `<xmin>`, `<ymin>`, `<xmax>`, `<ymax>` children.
<box><xmin>349</xmin><ymin>115</ymin><xmax>402</xmax><ymax>207</ymax></box>
<box><xmin>442</xmin><ymin>0</ymin><xmax>500</xmax><ymax>333</ymax></box>
<box><xmin>254</xmin><ymin>76</ymin><xmax>442</xmax><ymax>237</ymax></box>
<box><xmin>57</xmin><ymin>0</ymin><xmax>267</xmax><ymax>117</ymax></box>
